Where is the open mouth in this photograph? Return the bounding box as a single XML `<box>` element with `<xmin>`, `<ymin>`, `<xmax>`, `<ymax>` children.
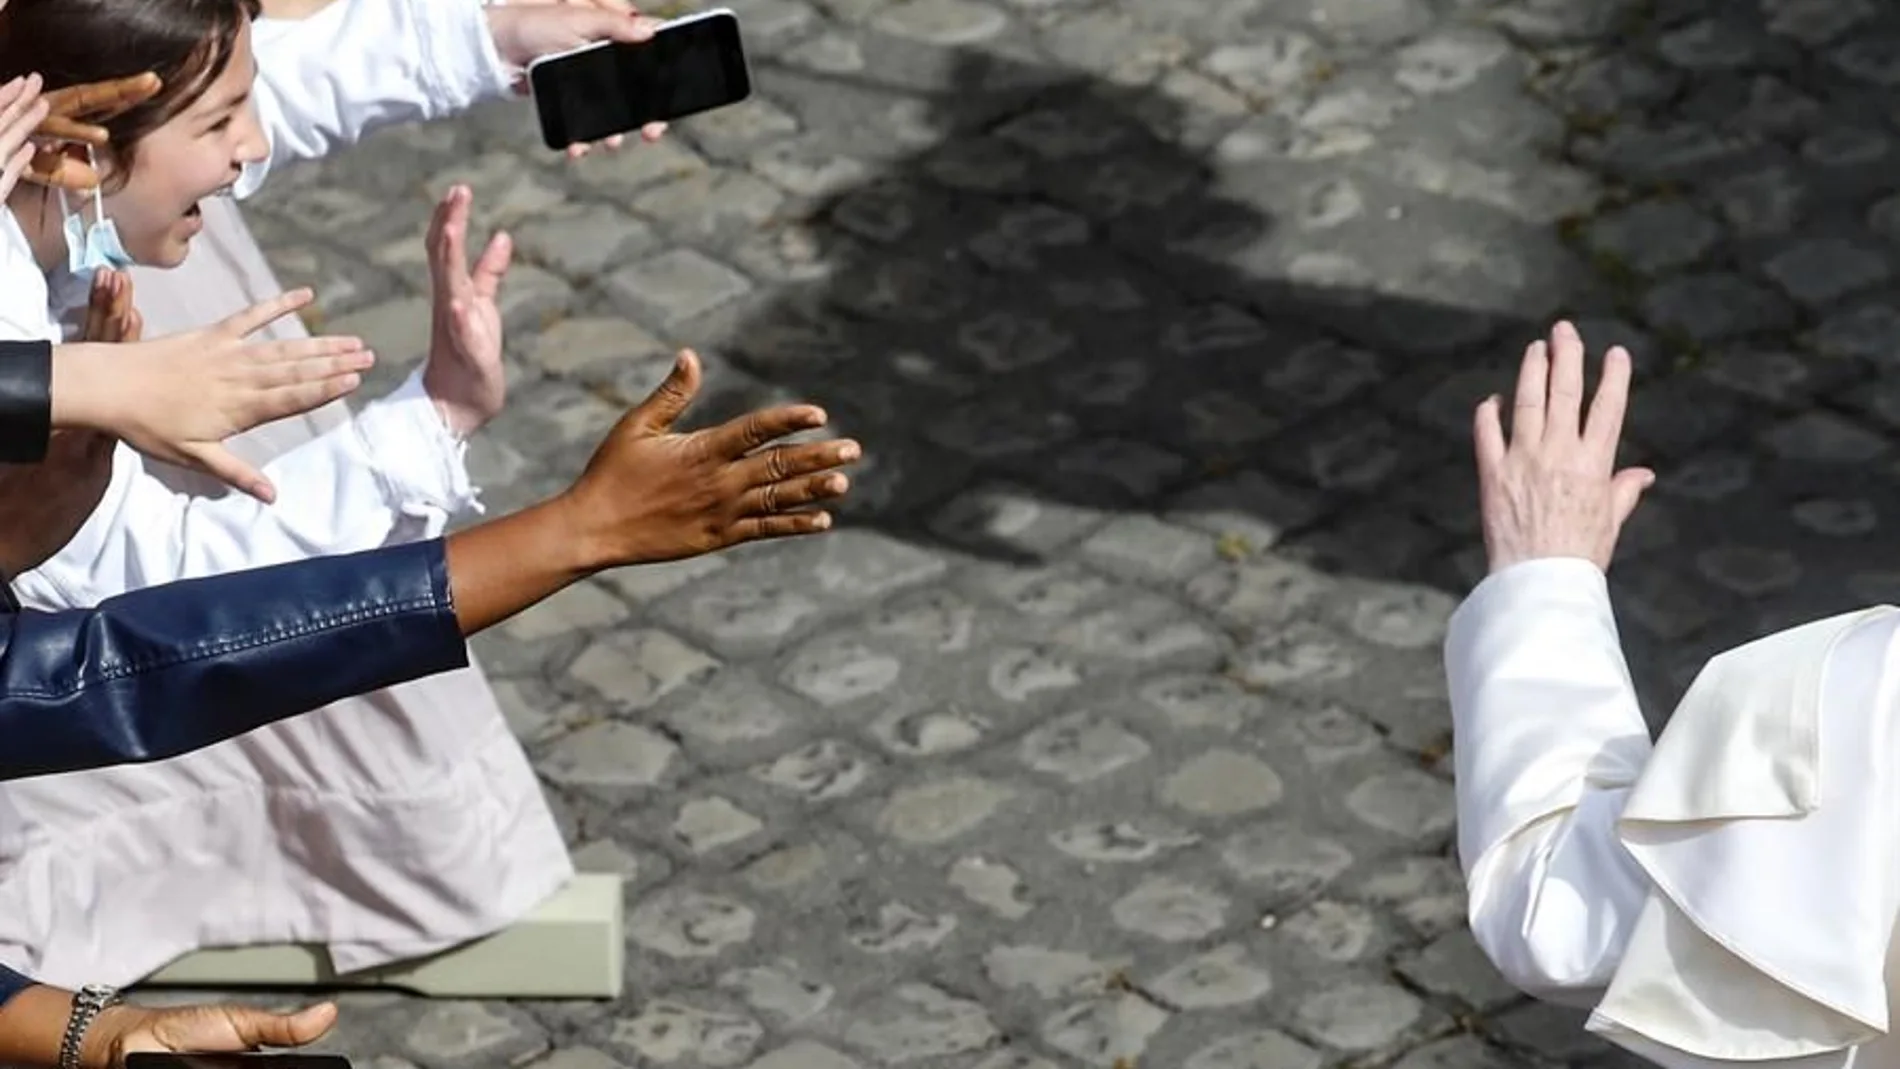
<box><xmin>184</xmin><ymin>183</ymin><xmax>239</xmax><ymax>220</ymax></box>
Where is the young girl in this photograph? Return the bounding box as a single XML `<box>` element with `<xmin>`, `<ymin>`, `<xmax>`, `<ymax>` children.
<box><xmin>0</xmin><ymin>0</ymin><xmax>670</xmax><ymax>987</ymax></box>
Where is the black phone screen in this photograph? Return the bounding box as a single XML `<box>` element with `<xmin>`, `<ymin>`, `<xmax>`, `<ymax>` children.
<box><xmin>531</xmin><ymin>13</ymin><xmax>751</xmax><ymax>149</ymax></box>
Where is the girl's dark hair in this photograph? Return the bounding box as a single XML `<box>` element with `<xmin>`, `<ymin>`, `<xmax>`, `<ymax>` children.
<box><xmin>0</xmin><ymin>0</ymin><xmax>262</xmax><ymax>179</ymax></box>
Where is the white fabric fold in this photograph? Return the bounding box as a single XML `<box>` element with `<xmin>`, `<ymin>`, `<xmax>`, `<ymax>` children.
<box><xmin>1450</xmin><ymin>558</ymin><xmax>1900</xmax><ymax>1067</ymax></box>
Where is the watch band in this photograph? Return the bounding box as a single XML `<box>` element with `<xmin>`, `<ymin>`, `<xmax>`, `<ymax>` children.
<box><xmin>59</xmin><ymin>984</ymin><xmax>121</xmax><ymax>1069</ymax></box>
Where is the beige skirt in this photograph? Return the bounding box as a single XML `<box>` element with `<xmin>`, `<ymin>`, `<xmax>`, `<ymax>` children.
<box><xmin>0</xmin><ymin>196</ymin><xmax>573</xmax><ymax>987</ymax></box>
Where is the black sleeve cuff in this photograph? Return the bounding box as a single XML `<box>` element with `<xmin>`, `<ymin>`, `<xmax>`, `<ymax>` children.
<box><xmin>0</xmin><ymin>340</ymin><xmax>51</xmax><ymax>464</ymax></box>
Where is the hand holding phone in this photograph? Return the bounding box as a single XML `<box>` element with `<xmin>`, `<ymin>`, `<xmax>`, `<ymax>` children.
<box><xmin>98</xmin><ymin>1000</ymin><xmax>340</xmax><ymax>1069</ymax></box>
<box><xmin>127</xmin><ymin>1056</ymin><xmax>352</xmax><ymax>1069</ymax></box>
<box><xmin>528</xmin><ymin>8</ymin><xmax>752</xmax><ymax>151</ymax></box>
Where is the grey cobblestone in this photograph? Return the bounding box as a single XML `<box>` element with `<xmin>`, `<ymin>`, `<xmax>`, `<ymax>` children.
<box><xmin>1396</xmin><ymin>928</ymin><xmax>1523</xmax><ymax>1012</ymax></box>
<box><xmin>399</xmin><ymin>1003</ymin><xmax>549</xmax><ymax>1069</ymax></box>
<box><xmin>240</xmin><ymin>0</ymin><xmax>1900</xmax><ymax>1061</ymax></box>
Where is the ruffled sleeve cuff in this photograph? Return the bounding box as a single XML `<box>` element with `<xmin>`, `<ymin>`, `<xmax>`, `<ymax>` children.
<box><xmin>353</xmin><ymin>370</ymin><xmax>485</xmax><ymax>536</ymax></box>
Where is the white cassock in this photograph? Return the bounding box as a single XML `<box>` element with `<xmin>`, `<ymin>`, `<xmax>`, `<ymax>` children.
<box><xmin>1450</xmin><ymin>557</ymin><xmax>1900</xmax><ymax>1068</ymax></box>
<box><xmin>0</xmin><ymin>0</ymin><xmax>572</xmax><ymax>987</ymax></box>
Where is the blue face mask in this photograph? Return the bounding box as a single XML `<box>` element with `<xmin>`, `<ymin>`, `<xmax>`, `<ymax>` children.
<box><xmin>59</xmin><ymin>150</ymin><xmax>134</xmax><ymax>280</ymax></box>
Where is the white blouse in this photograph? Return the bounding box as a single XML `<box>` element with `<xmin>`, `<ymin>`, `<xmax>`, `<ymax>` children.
<box><xmin>0</xmin><ymin>0</ymin><xmax>516</xmax><ymax>608</ymax></box>
<box><xmin>0</xmin><ymin>0</ymin><xmax>572</xmax><ymax>993</ymax></box>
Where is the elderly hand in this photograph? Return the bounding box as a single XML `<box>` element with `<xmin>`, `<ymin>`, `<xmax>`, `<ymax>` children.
<box><xmin>484</xmin><ymin>0</ymin><xmax>669</xmax><ymax>155</ymax></box>
<box><xmin>1473</xmin><ymin>320</ymin><xmax>1655</xmax><ymax>574</ymax></box>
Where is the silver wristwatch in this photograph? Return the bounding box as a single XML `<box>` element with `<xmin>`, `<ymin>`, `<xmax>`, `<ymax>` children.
<box><xmin>59</xmin><ymin>984</ymin><xmax>122</xmax><ymax>1069</ymax></box>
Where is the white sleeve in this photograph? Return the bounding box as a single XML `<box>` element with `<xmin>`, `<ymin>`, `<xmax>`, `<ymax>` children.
<box><xmin>12</xmin><ymin>370</ymin><xmax>481</xmax><ymax>610</ymax></box>
<box><xmin>235</xmin><ymin>0</ymin><xmax>514</xmax><ymax>196</ymax></box>
<box><xmin>0</xmin><ymin>210</ymin><xmax>58</xmax><ymax>343</ymax></box>
<box><xmin>1445</xmin><ymin>558</ymin><xmax>1655</xmax><ymax>1005</ymax></box>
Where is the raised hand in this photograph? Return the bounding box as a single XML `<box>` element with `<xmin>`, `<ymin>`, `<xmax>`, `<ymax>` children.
<box><xmin>56</xmin><ymin>288</ymin><xmax>376</xmax><ymax>501</ymax></box>
<box><xmin>80</xmin><ymin>269</ymin><xmax>142</xmax><ymax>344</ymax></box>
<box><xmin>0</xmin><ymin>74</ymin><xmax>49</xmax><ymax>200</ymax></box>
<box><xmin>1473</xmin><ymin>320</ymin><xmax>1655</xmax><ymax>574</ymax></box>
<box><xmin>256</xmin><ymin>0</ymin><xmax>343</xmax><ymax>15</ymax></box>
<box><xmin>27</xmin><ymin>72</ymin><xmax>162</xmax><ymax>191</ymax></box>
<box><xmin>32</xmin><ymin>72</ymin><xmax>161</xmax><ymax>145</ymax></box>
<box><xmin>564</xmin><ymin>350</ymin><xmax>858</xmax><ymax>564</ymax></box>
<box><xmin>421</xmin><ymin>184</ymin><xmax>511</xmax><ymax>438</ymax></box>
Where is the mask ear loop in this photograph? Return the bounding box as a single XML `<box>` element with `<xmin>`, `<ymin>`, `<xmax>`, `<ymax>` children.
<box><xmin>52</xmin><ymin>148</ymin><xmax>107</xmax><ymax>227</ymax></box>
<box><xmin>86</xmin><ymin>146</ymin><xmax>107</xmax><ymax>225</ymax></box>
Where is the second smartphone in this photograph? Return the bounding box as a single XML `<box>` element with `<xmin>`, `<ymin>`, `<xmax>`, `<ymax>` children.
<box><xmin>528</xmin><ymin>9</ymin><xmax>753</xmax><ymax>151</ymax></box>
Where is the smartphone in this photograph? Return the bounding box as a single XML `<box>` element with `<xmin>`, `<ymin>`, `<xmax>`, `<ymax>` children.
<box><xmin>528</xmin><ymin>8</ymin><xmax>752</xmax><ymax>151</ymax></box>
<box><xmin>125</xmin><ymin>1055</ymin><xmax>352</xmax><ymax>1069</ymax></box>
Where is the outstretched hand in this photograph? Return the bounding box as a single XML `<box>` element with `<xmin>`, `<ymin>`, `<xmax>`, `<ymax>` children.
<box><xmin>1474</xmin><ymin>320</ymin><xmax>1655</xmax><ymax>574</ymax></box>
<box><xmin>90</xmin><ymin>288</ymin><xmax>376</xmax><ymax>501</ymax></box>
<box><xmin>562</xmin><ymin>350</ymin><xmax>860</xmax><ymax>565</ymax></box>
<box><xmin>438</xmin><ymin>352</ymin><xmax>860</xmax><ymax>636</ymax></box>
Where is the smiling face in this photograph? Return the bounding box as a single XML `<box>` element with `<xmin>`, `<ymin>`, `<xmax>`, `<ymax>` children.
<box><xmin>93</xmin><ymin>19</ymin><xmax>267</xmax><ymax>267</ymax></box>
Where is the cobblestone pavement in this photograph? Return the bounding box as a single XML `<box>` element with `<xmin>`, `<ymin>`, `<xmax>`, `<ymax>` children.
<box><xmin>206</xmin><ymin>0</ymin><xmax>1900</xmax><ymax>1065</ymax></box>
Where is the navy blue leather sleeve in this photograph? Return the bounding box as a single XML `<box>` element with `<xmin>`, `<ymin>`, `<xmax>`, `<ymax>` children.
<box><xmin>0</xmin><ymin>539</ymin><xmax>468</xmax><ymax>781</ymax></box>
<box><xmin>0</xmin><ymin>962</ymin><xmax>28</xmax><ymax>1006</ymax></box>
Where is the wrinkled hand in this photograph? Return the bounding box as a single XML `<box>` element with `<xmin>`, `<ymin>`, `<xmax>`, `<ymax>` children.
<box><xmin>106</xmin><ymin>289</ymin><xmax>376</xmax><ymax>501</ymax></box>
<box><xmin>89</xmin><ymin>999</ymin><xmax>337</xmax><ymax>1069</ymax></box>
<box><xmin>484</xmin><ymin>1</ymin><xmax>668</xmax><ymax>155</ymax></box>
<box><xmin>422</xmin><ymin>185</ymin><xmax>511</xmax><ymax>438</ymax></box>
<box><xmin>563</xmin><ymin>350</ymin><xmax>860</xmax><ymax>565</ymax></box>
<box><xmin>1474</xmin><ymin>320</ymin><xmax>1655</xmax><ymax>574</ymax></box>
<box><xmin>28</xmin><ymin>72</ymin><xmax>162</xmax><ymax>192</ymax></box>
<box><xmin>81</xmin><ymin>269</ymin><xmax>142</xmax><ymax>344</ymax></box>
<box><xmin>0</xmin><ymin>431</ymin><xmax>115</xmax><ymax>577</ymax></box>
